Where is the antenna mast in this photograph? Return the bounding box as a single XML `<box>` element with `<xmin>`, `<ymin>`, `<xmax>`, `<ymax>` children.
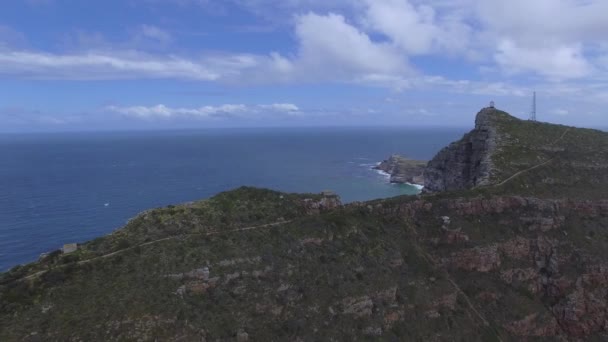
<box><xmin>530</xmin><ymin>91</ymin><xmax>537</xmax><ymax>121</ymax></box>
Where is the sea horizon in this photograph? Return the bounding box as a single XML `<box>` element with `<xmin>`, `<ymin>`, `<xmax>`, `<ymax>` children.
<box><xmin>1</xmin><ymin>126</ymin><xmax>466</xmax><ymax>271</ymax></box>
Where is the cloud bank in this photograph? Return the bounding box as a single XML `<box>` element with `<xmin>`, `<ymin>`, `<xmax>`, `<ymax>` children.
<box><xmin>1</xmin><ymin>0</ymin><xmax>607</xmax><ymax>86</ymax></box>
<box><xmin>107</xmin><ymin>103</ymin><xmax>300</xmax><ymax>119</ymax></box>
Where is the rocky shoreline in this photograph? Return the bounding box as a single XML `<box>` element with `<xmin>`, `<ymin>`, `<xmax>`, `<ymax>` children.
<box><xmin>5</xmin><ymin>107</ymin><xmax>608</xmax><ymax>341</ymax></box>
<box><xmin>373</xmin><ymin>154</ymin><xmax>426</xmax><ymax>186</ymax></box>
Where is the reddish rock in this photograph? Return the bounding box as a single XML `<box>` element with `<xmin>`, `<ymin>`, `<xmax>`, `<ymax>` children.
<box><xmin>447</xmin><ymin>244</ymin><xmax>501</xmax><ymax>272</ymax></box>
<box><xmin>499</xmin><ymin>237</ymin><xmax>531</xmax><ymax>260</ymax></box>
<box><xmin>552</xmin><ymin>286</ymin><xmax>608</xmax><ymax>336</ymax></box>
<box><xmin>504</xmin><ymin>313</ymin><xmax>560</xmax><ymax>337</ymax></box>
<box><xmin>432</xmin><ymin>293</ymin><xmax>458</xmax><ymax>311</ymax></box>
<box><xmin>500</xmin><ymin>268</ymin><xmax>541</xmax><ymax>294</ymax></box>
<box><xmin>441</xmin><ymin>229</ymin><xmax>470</xmax><ymax>244</ymax></box>
<box><xmin>342</xmin><ymin>296</ymin><xmax>373</xmax><ymax>317</ymax></box>
<box><xmin>383</xmin><ymin>311</ymin><xmax>402</xmax><ymax>329</ymax></box>
<box><xmin>476</xmin><ymin>291</ymin><xmax>499</xmax><ymax>303</ymax></box>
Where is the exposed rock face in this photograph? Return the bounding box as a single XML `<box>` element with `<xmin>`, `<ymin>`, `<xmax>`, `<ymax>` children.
<box><xmin>374</xmin><ymin>154</ymin><xmax>426</xmax><ymax>185</ymax></box>
<box><xmin>301</xmin><ymin>193</ymin><xmax>342</xmax><ymax>214</ymax></box>
<box><xmin>5</xmin><ymin>109</ymin><xmax>608</xmax><ymax>341</ymax></box>
<box><xmin>424</xmin><ymin>107</ymin><xmax>500</xmax><ymax>192</ymax></box>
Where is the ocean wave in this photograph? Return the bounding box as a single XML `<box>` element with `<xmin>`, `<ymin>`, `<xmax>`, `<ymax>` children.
<box><xmin>406</xmin><ymin>182</ymin><xmax>425</xmax><ymax>190</ymax></box>
<box><xmin>374</xmin><ymin>169</ymin><xmax>391</xmax><ymax>180</ymax></box>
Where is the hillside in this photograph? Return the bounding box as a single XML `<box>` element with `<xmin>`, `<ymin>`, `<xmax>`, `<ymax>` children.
<box><xmin>424</xmin><ymin>107</ymin><xmax>608</xmax><ymax>199</ymax></box>
<box><xmin>374</xmin><ymin>154</ymin><xmax>426</xmax><ymax>185</ymax></box>
<box><xmin>2</xmin><ymin>108</ymin><xmax>608</xmax><ymax>341</ymax></box>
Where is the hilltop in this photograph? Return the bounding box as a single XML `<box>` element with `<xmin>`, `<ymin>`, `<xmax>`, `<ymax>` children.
<box><xmin>425</xmin><ymin>107</ymin><xmax>608</xmax><ymax>199</ymax></box>
<box><xmin>2</xmin><ymin>108</ymin><xmax>608</xmax><ymax>341</ymax></box>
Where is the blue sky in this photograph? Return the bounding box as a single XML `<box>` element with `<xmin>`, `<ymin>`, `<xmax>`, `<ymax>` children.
<box><xmin>1</xmin><ymin>0</ymin><xmax>607</xmax><ymax>132</ymax></box>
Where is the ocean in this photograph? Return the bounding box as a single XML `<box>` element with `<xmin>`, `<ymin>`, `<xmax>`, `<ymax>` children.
<box><xmin>0</xmin><ymin>127</ymin><xmax>466</xmax><ymax>271</ymax></box>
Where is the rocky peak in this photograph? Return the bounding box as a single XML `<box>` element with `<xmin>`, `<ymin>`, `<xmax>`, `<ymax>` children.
<box><xmin>474</xmin><ymin>107</ymin><xmax>499</xmax><ymax>128</ymax></box>
<box><xmin>423</xmin><ymin>107</ymin><xmax>509</xmax><ymax>192</ymax></box>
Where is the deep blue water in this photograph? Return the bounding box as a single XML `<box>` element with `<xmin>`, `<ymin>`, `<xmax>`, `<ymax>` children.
<box><xmin>0</xmin><ymin>127</ymin><xmax>466</xmax><ymax>271</ymax></box>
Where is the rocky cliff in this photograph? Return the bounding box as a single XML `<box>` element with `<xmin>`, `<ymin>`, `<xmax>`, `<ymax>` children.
<box><xmin>424</xmin><ymin>107</ymin><xmax>500</xmax><ymax>192</ymax></box>
<box><xmin>374</xmin><ymin>154</ymin><xmax>426</xmax><ymax>185</ymax></box>
<box><xmin>2</xmin><ymin>109</ymin><xmax>608</xmax><ymax>341</ymax></box>
<box><xmin>424</xmin><ymin>107</ymin><xmax>608</xmax><ymax>199</ymax></box>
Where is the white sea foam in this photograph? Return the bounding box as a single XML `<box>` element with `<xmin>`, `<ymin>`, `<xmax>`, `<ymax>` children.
<box><xmin>406</xmin><ymin>182</ymin><xmax>424</xmax><ymax>190</ymax></box>
<box><xmin>374</xmin><ymin>169</ymin><xmax>391</xmax><ymax>180</ymax></box>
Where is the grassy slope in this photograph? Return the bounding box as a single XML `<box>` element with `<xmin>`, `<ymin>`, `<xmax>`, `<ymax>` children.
<box><xmin>486</xmin><ymin>111</ymin><xmax>608</xmax><ymax>199</ymax></box>
<box><xmin>0</xmin><ymin>187</ymin><xmax>327</xmax><ymax>284</ymax></box>
<box><xmin>0</xmin><ymin>192</ymin><xmax>506</xmax><ymax>341</ymax></box>
<box><xmin>5</xmin><ymin>187</ymin><xmax>608</xmax><ymax>341</ymax></box>
<box><xmin>2</xmin><ymin>112</ymin><xmax>608</xmax><ymax>341</ymax></box>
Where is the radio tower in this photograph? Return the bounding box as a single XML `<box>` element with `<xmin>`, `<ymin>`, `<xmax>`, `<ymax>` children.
<box><xmin>529</xmin><ymin>91</ymin><xmax>537</xmax><ymax>121</ymax></box>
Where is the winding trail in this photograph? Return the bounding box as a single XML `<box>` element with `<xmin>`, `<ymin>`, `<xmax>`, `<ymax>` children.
<box><xmin>404</xmin><ymin>221</ymin><xmax>503</xmax><ymax>341</ymax></box>
<box><xmin>17</xmin><ymin>220</ymin><xmax>292</xmax><ymax>282</ymax></box>
<box><xmin>495</xmin><ymin>127</ymin><xmax>571</xmax><ymax>187</ymax></box>
<box><xmin>495</xmin><ymin>158</ymin><xmax>554</xmax><ymax>187</ymax></box>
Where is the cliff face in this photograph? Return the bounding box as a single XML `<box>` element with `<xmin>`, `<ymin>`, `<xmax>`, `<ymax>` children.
<box><xmin>424</xmin><ymin>108</ymin><xmax>499</xmax><ymax>192</ymax></box>
<box><xmin>424</xmin><ymin>107</ymin><xmax>608</xmax><ymax>199</ymax></box>
<box><xmin>371</xmin><ymin>195</ymin><xmax>608</xmax><ymax>339</ymax></box>
<box><xmin>374</xmin><ymin>154</ymin><xmax>426</xmax><ymax>185</ymax></box>
<box><xmin>4</xmin><ymin>188</ymin><xmax>608</xmax><ymax>341</ymax></box>
<box><xmin>3</xmin><ymin>109</ymin><xmax>608</xmax><ymax>341</ymax></box>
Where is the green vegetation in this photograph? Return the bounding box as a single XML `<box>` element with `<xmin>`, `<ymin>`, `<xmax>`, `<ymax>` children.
<box><xmin>487</xmin><ymin>110</ymin><xmax>608</xmax><ymax>198</ymax></box>
<box><xmin>2</xmin><ymin>110</ymin><xmax>608</xmax><ymax>341</ymax></box>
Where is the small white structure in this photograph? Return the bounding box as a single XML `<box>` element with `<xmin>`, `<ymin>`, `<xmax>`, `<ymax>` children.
<box><xmin>489</xmin><ymin>101</ymin><xmax>495</xmax><ymax>108</ymax></box>
<box><xmin>62</xmin><ymin>243</ymin><xmax>78</xmax><ymax>254</ymax></box>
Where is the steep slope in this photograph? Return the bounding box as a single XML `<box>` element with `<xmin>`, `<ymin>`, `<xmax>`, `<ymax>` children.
<box><xmin>424</xmin><ymin>107</ymin><xmax>500</xmax><ymax>192</ymax></box>
<box><xmin>424</xmin><ymin>108</ymin><xmax>608</xmax><ymax>199</ymax></box>
<box><xmin>374</xmin><ymin>154</ymin><xmax>426</xmax><ymax>185</ymax></box>
<box><xmin>2</xmin><ymin>108</ymin><xmax>608</xmax><ymax>341</ymax></box>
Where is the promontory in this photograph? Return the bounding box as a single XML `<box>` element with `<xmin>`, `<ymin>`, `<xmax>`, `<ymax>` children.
<box><xmin>3</xmin><ymin>107</ymin><xmax>608</xmax><ymax>341</ymax></box>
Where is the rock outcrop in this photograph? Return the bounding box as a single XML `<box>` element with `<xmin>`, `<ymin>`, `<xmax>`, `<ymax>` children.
<box><xmin>4</xmin><ymin>108</ymin><xmax>608</xmax><ymax>341</ymax></box>
<box><xmin>301</xmin><ymin>192</ymin><xmax>342</xmax><ymax>214</ymax></box>
<box><xmin>424</xmin><ymin>107</ymin><xmax>501</xmax><ymax>192</ymax></box>
<box><xmin>374</xmin><ymin>154</ymin><xmax>426</xmax><ymax>185</ymax></box>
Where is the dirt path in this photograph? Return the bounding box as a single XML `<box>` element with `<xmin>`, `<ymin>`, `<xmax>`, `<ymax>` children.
<box><xmin>18</xmin><ymin>220</ymin><xmax>292</xmax><ymax>282</ymax></box>
<box><xmin>553</xmin><ymin>127</ymin><xmax>571</xmax><ymax>146</ymax></box>
<box><xmin>495</xmin><ymin>127</ymin><xmax>570</xmax><ymax>187</ymax></box>
<box><xmin>495</xmin><ymin>158</ymin><xmax>554</xmax><ymax>187</ymax></box>
<box><xmin>404</xmin><ymin>221</ymin><xmax>502</xmax><ymax>340</ymax></box>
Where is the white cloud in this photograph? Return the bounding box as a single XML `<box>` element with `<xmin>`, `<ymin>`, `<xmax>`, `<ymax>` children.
<box><xmin>0</xmin><ymin>50</ymin><xmax>220</xmax><ymax>80</ymax></box>
<box><xmin>107</xmin><ymin>103</ymin><xmax>300</xmax><ymax>119</ymax></box>
<box><xmin>137</xmin><ymin>25</ymin><xmax>172</xmax><ymax>44</ymax></box>
<box><xmin>0</xmin><ymin>12</ymin><xmax>412</xmax><ymax>85</ymax></box>
<box><xmin>3</xmin><ymin>0</ymin><xmax>608</xmax><ymax>92</ymax></box>
<box><xmin>259</xmin><ymin>103</ymin><xmax>300</xmax><ymax>113</ymax></box>
<box><xmin>473</xmin><ymin>0</ymin><xmax>608</xmax><ymax>79</ymax></box>
<box><xmin>292</xmin><ymin>12</ymin><xmax>410</xmax><ymax>80</ymax></box>
<box><xmin>362</xmin><ymin>0</ymin><xmax>471</xmax><ymax>55</ymax></box>
<box><xmin>107</xmin><ymin>104</ymin><xmax>247</xmax><ymax>118</ymax></box>
<box><xmin>475</xmin><ymin>0</ymin><xmax>608</xmax><ymax>44</ymax></box>
<box><xmin>494</xmin><ymin>40</ymin><xmax>592</xmax><ymax>79</ymax></box>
